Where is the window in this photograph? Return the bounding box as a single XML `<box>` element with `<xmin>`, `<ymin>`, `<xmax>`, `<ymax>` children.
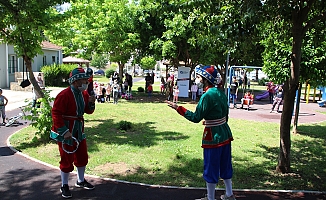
<box><xmin>43</xmin><ymin>56</ymin><xmax>47</xmax><ymax>66</ymax></box>
<box><xmin>8</xmin><ymin>55</ymin><xmax>17</xmax><ymax>73</ymax></box>
<box><xmin>52</xmin><ymin>56</ymin><xmax>56</xmax><ymax>63</ymax></box>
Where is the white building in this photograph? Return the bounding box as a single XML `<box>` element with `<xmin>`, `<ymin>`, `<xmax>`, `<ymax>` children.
<box><xmin>0</xmin><ymin>41</ymin><xmax>63</xmax><ymax>89</ymax></box>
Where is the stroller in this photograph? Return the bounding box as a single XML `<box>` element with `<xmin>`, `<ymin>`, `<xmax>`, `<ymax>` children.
<box><xmin>124</xmin><ymin>91</ymin><xmax>133</xmax><ymax>100</ymax></box>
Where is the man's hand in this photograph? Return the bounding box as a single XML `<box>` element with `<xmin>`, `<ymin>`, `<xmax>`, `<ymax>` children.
<box><xmin>165</xmin><ymin>100</ymin><xmax>178</xmax><ymax>110</ymax></box>
<box><xmin>89</xmin><ymin>95</ymin><xmax>96</xmax><ymax>103</ymax></box>
<box><xmin>64</xmin><ymin>131</ymin><xmax>72</xmax><ymax>139</ymax></box>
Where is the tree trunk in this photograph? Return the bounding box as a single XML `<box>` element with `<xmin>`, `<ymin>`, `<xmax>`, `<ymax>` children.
<box><xmin>118</xmin><ymin>62</ymin><xmax>124</xmax><ymax>84</ymax></box>
<box><xmin>24</xmin><ymin>56</ymin><xmax>45</xmax><ymax>99</ymax></box>
<box><xmin>276</xmin><ymin>18</ymin><xmax>303</xmax><ymax>173</ymax></box>
<box><xmin>292</xmin><ymin>83</ymin><xmax>302</xmax><ymax>135</ymax></box>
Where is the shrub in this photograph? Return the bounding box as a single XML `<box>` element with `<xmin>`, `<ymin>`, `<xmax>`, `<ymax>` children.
<box><xmin>117</xmin><ymin>120</ymin><xmax>132</xmax><ymax>131</ymax></box>
<box><xmin>41</xmin><ymin>64</ymin><xmax>76</xmax><ymax>86</ymax></box>
<box><xmin>258</xmin><ymin>77</ymin><xmax>270</xmax><ymax>86</ymax></box>
<box><xmin>137</xmin><ymin>87</ymin><xmax>144</xmax><ymax>92</ymax></box>
<box><xmin>23</xmin><ymin>90</ymin><xmax>54</xmax><ymax>142</ymax></box>
<box><xmin>105</xmin><ymin>69</ymin><xmax>115</xmax><ymax>79</ymax></box>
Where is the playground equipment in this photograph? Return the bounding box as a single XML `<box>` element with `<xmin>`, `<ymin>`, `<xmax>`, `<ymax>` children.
<box><xmin>226</xmin><ymin>66</ymin><xmax>262</xmax><ymax>107</ymax></box>
<box><xmin>317</xmin><ymin>86</ymin><xmax>326</xmax><ymax>107</ymax></box>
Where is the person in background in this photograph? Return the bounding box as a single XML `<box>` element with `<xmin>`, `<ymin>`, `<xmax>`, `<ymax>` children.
<box><xmin>0</xmin><ymin>88</ymin><xmax>8</xmax><ymax>125</ymax></box>
<box><xmin>105</xmin><ymin>83</ymin><xmax>111</xmax><ymax>102</ymax></box>
<box><xmin>160</xmin><ymin>77</ymin><xmax>166</xmax><ymax>95</ymax></box>
<box><xmin>243</xmin><ymin>76</ymin><xmax>248</xmax><ymax>90</ymax></box>
<box><xmin>112</xmin><ymin>79</ymin><xmax>120</xmax><ymax>104</ymax></box>
<box><xmin>247</xmin><ymin>79</ymin><xmax>251</xmax><ymax>89</ymax></box>
<box><xmin>145</xmin><ymin>73</ymin><xmax>152</xmax><ymax>93</ymax></box>
<box><xmin>125</xmin><ymin>73</ymin><xmax>133</xmax><ymax>93</ymax></box>
<box><xmin>147</xmin><ymin>83</ymin><xmax>153</xmax><ymax>97</ymax></box>
<box><xmin>240</xmin><ymin>90</ymin><xmax>254</xmax><ymax>110</ymax></box>
<box><xmin>123</xmin><ymin>79</ymin><xmax>128</xmax><ymax>93</ymax></box>
<box><xmin>36</xmin><ymin>73</ymin><xmax>44</xmax><ymax>88</ymax></box>
<box><xmin>230</xmin><ymin>77</ymin><xmax>238</xmax><ymax>108</ymax></box>
<box><xmin>50</xmin><ymin>68</ymin><xmax>95</xmax><ymax>199</ymax></box>
<box><xmin>267</xmin><ymin>82</ymin><xmax>275</xmax><ymax>104</ymax></box>
<box><xmin>32</xmin><ymin>86</ymin><xmax>45</xmax><ymax>108</ymax></box>
<box><xmin>166</xmin><ymin>65</ymin><xmax>236</xmax><ymax>200</ymax></box>
<box><xmin>270</xmin><ymin>85</ymin><xmax>284</xmax><ymax>113</ymax></box>
<box><xmin>173</xmin><ymin>85</ymin><xmax>180</xmax><ymax>103</ymax></box>
<box><xmin>191</xmin><ymin>82</ymin><xmax>198</xmax><ymax>101</ymax></box>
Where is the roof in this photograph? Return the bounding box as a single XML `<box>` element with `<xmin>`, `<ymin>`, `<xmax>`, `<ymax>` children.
<box><xmin>62</xmin><ymin>56</ymin><xmax>90</xmax><ymax>63</ymax></box>
<box><xmin>41</xmin><ymin>41</ymin><xmax>62</xmax><ymax>50</ymax></box>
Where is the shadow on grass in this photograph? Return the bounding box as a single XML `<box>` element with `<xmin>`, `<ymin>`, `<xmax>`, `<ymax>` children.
<box><xmin>84</xmin><ymin>119</ymin><xmax>190</xmax><ymax>153</ymax></box>
<box><xmin>232</xmin><ymin>134</ymin><xmax>326</xmax><ymax>191</ymax></box>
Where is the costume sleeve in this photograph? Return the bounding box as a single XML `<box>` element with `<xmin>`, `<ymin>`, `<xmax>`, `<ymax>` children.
<box><xmin>83</xmin><ymin>91</ymin><xmax>95</xmax><ymax>114</ymax></box>
<box><xmin>52</xmin><ymin>92</ymin><xmax>69</xmax><ymax>136</ymax></box>
<box><xmin>176</xmin><ymin>95</ymin><xmax>209</xmax><ymax>123</ymax></box>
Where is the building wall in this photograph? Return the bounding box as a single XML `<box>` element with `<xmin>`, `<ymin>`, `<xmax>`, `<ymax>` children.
<box><xmin>0</xmin><ymin>44</ymin><xmax>7</xmax><ymax>88</ymax></box>
<box><xmin>0</xmin><ymin>43</ymin><xmax>62</xmax><ymax>89</ymax></box>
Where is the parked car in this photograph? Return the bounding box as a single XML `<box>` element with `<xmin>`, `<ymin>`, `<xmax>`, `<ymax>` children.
<box><xmin>94</xmin><ymin>69</ymin><xmax>105</xmax><ymax>76</ymax></box>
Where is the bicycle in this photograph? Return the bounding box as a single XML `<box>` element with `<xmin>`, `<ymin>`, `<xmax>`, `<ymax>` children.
<box><xmin>5</xmin><ymin>106</ymin><xmax>27</xmax><ymax>127</ymax></box>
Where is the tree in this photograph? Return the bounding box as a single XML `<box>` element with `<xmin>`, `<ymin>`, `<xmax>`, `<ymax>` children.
<box><xmin>0</xmin><ymin>0</ymin><xmax>65</xmax><ymax>98</ymax></box>
<box><xmin>261</xmin><ymin>0</ymin><xmax>326</xmax><ymax>173</ymax></box>
<box><xmin>46</xmin><ymin>0</ymin><xmax>140</xmax><ymax>81</ymax></box>
<box><xmin>90</xmin><ymin>53</ymin><xmax>109</xmax><ymax>69</ymax></box>
<box><xmin>140</xmin><ymin>56</ymin><xmax>156</xmax><ymax>70</ymax></box>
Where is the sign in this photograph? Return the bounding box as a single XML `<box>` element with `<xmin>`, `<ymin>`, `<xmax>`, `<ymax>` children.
<box><xmin>177</xmin><ymin>67</ymin><xmax>190</xmax><ymax>97</ymax></box>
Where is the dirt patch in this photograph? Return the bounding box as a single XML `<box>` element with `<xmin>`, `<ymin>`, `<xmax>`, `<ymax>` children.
<box><xmin>93</xmin><ymin>162</ymin><xmax>138</xmax><ymax>176</ymax></box>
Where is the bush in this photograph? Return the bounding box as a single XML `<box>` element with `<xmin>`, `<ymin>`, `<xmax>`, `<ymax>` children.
<box><xmin>23</xmin><ymin>90</ymin><xmax>55</xmax><ymax>142</ymax></box>
<box><xmin>41</xmin><ymin>64</ymin><xmax>76</xmax><ymax>86</ymax></box>
<box><xmin>117</xmin><ymin>120</ymin><xmax>132</xmax><ymax>131</ymax></box>
<box><xmin>105</xmin><ymin>69</ymin><xmax>115</xmax><ymax>79</ymax></box>
<box><xmin>137</xmin><ymin>87</ymin><xmax>144</xmax><ymax>92</ymax></box>
<box><xmin>258</xmin><ymin>77</ymin><xmax>270</xmax><ymax>86</ymax></box>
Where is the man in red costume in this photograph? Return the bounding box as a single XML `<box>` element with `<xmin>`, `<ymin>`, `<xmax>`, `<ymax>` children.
<box><xmin>50</xmin><ymin>67</ymin><xmax>96</xmax><ymax>199</ymax></box>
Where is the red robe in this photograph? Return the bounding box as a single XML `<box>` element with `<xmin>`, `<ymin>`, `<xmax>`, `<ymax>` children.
<box><xmin>50</xmin><ymin>86</ymin><xmax>95</xmax><ymax>144</ymax></box>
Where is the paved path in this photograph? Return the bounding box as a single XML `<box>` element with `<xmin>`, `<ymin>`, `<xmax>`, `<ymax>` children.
<box><xmin>0</xmin><ymin>87</ymin><xmax>325</xmax><ymax>199</ymax></box>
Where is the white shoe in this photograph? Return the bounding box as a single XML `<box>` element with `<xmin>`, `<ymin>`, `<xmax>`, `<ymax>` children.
<box><xmin>220</xmin><ymin>194</ymin><xmax>236</xmax><ymax>200</ymax></box>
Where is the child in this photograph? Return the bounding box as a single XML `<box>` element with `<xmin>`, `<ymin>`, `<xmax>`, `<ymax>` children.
<box><xmin>147</xmin><ymin>83</ymin><xmax>153</xmax><ymax>97</ymax></box>
<box><xmin>112</xmin><ymin>80</ymin><xmax>120</xmax><ymax>104</ymax></box>
<box><xmin>160</xmin><ymin>77</ymin><xmax>166</xmax><ymax>95</ymax></box>
<box><xmin>173</xmin><ymin>85</ymin><xmax>179</xmax><ymax>103</ymax></box>
<box><xmin>270</xmin><ymin>85</ymin><xmax>284</xmax><ymax>113</ymax></box>
<box><xmin>241</xmin><ymin>90</ymin><xmax>254</xmax><ymax>110</ymax></box>
<box><xmin>0</xmin><ymin>88</ymin><xmax>8</xmax><ymax>125</ymax></box>
<box><xmin>105</xmin><ymin>83</ymin><xmax>111</xmax><ymax>102</ymax></box>
<box><xmin>190</xmin><ymin>82</ymin><xmax>198</xmax><ymax>101</ymax></box>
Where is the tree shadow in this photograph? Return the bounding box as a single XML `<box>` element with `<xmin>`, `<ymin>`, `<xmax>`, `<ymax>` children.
<box><xmin>84</xmin><ymin>119</ymin><xmax>190</xmax><ymax>153</ymax></box>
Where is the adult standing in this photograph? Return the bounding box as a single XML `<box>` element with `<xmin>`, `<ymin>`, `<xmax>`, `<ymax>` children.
<box><xmin>165</xmin><ymin>74</ymin><xmax>174</xmax><ymax>101</ymax></box>
<box><xmin>166</xmin><ymin>65</ymin><xmax>236</xmax><ymax>200</ymax></box>
<box><xmin>50</xmin><ymin>68</ymin><xmax>96</xmax><ymax>199</ymax></box>
<box><xmin>125</xmin><ymin>73</ymin><xmax>133</xmax><ymax>92</ymax></box>
<box><xmin>145</xmin><ymin>73</ymin><xmax>152</xmax><ymax>93</ymax></box>
<box><xmin>267</xmin><ymin>82</ymin><xmax>275</xmax><ymax>103</ymax></box>
<box><xmin>230</xmin><ymin>77</ymin><xmax>238</xmax><ymax>108</ymax></box>
<box><xmin>112</xmin><ymin>71</ymin><xmax>120</xmax><ymax>83</ymax></box>
<box><xmin>243</xmin><ymin>76</ymin><xmax>248</xmax><ymax>90</ymax></box>
<box><xmin>151</xmin><ymin>71</ymin><xmax>155</xmax><ymax>85</ymax></box>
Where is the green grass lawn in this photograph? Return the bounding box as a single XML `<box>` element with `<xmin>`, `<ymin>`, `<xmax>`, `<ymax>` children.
<box><xmin>9</xmin><ymin>83</ymin><xmax>326</xmax><ymax>191</ymax></box>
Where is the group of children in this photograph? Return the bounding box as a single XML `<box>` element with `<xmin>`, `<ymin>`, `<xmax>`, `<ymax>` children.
<box><xmin>94</xmin><ymin>79</ymin><xmax>123</xmax><ymax>104</ymax></box>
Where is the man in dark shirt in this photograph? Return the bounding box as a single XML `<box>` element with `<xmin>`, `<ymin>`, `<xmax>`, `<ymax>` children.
<box><xmin>230</xmin><ymin>77</ymin><xmax>238</xmax><ymax>108</ymax></box>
